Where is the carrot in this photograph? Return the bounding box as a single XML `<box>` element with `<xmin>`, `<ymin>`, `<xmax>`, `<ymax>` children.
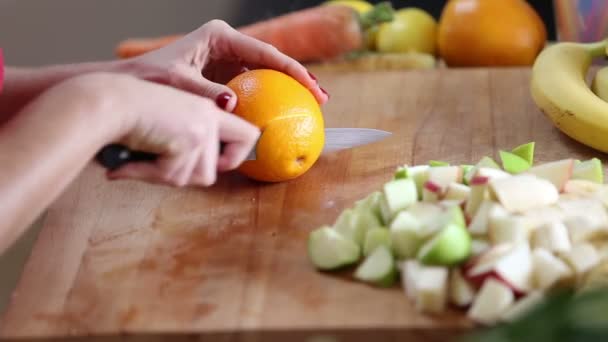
<box><xmin>114</xmin><ymin>2</ymin><xmax>394</xmax><ymax>62</ymax></box>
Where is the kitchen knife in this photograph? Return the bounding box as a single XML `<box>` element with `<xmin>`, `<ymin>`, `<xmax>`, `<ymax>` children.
<box><xmin>95</xmin><ymin>128</ymin><xmax>391</xmax><ymax>170</ymax></box>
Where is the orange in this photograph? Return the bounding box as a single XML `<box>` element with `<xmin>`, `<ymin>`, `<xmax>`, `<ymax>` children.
<box><xmin>226</xmin><ymin>69</ymin><xmax>325</xmax><ymax>182</ymax></box>
<box><xmin>437</xmin><ymin>0</ymin><xmax>547</xmax><ymax>67</ymax></box>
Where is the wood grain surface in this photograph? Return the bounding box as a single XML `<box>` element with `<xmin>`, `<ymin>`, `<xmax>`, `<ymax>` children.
<box><xmin>1</xmin><ymin>68</ymin><xmax>605</xmax><ymax>340</ymax></box>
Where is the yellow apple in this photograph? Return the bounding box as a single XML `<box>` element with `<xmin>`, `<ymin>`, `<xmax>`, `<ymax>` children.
<box><xmin>376</xmin><ymin>8</ymin><xmax>438</xmax><ymax>55</ymax></box>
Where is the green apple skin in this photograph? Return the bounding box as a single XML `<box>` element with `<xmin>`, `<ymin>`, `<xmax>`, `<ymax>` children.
<box><xmin>429</xmin><ymin>160</ymin><xmax>450</xmax><ymax>167</ymax></box>
<box><xmin>572</xmin><ymin>158</ymin><xmax>604</xmax><ymax>184</ymax></box>
<box><xmin>394</xmin><ymin>166</ymin><xmax>408</xmax><ymax>180</ymax></box>
<box><xmin>461</xmin><ymin>165</ymin><xmax>474</xmax><ymax>184</ymax></box>
<box><xmin>511</xmin><ymin>142</ymin><xmax>535</xmax><ymax>165</ymax></box>
<box><xmin>354</xmin><ymin>245</ymin><xmax>398</xmax><ymax>287</ymax></box>
<box><xmin>308</xmin><ymin>226</ymin><xmax>361</xmax><ymax>271</ymax></box>
<box><xmin>417</xmin><ymin>222</ymin><xmax>472</xmax><ymax>267</ymax></box>
<box><xmin>500</xmin><ymin>151</ymin><xmax>531</xmax><ymax>174</ymax></box>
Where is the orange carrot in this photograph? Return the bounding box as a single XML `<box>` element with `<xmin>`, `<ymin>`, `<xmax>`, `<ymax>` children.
<box><xmin>115</xmin><ymin>3</ymin><xmax>394</xmax><ymax>62</ymax></box>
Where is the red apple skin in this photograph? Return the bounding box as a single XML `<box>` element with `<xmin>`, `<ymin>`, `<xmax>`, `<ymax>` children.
<box><xmin>464</xmin><ymin>270</ymin><xmax>526</xmax><ymax>298</ymax></box>
<box><xmin>424</xmin><ymin>181</ymin><xmax>442</xmax><ymax>193</ymax></box>
<box><xmin>470</xmin><ymin>176</ymin><xmax>490</xmax><ymax>186</ymax></box>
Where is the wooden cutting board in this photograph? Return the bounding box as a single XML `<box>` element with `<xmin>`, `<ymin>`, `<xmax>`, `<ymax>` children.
<box><xmin>0</xmin><ymin>68</ymin><xmax>603</xmax><ymax>341</ymax></box>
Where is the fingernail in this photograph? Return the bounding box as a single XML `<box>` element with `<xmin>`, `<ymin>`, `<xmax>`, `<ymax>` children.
<box><xmin>307</xmin><ymin>71</ymin><xmax>317</xmax><ymax>82</ymax></box>
<box><xmin>320</xmin><ymin>87</ymin><xmax>330</xmax><ymax>99</ymax></box>
<box><xmin>216</xmin><ymin>93</ymin><xmax>232</xmax><ymax>110</ymax></box>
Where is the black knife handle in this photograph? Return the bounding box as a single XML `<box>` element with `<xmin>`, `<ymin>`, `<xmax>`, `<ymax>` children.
<box><xmin>95</xmin><ymin>143</ymin><xmax>228</xmax><ymax>170</ymax></box>
<box><xmin>95</xmin><ymin>144</ymin><xmax>158</xmax><ymax>171</ymax></box>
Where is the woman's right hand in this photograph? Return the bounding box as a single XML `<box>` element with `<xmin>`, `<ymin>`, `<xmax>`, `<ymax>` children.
<box><xmin>79</xmin><ymin>73</ymin><xmax>261</xmax><ymax>187</ymax></box>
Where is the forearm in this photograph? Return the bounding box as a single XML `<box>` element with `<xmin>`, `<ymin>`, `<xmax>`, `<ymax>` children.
<box><xmin>0</xmin><ymin>60</ymin><xmax>130</xmax><ymax>122</ymax></box>
<box><xmin>0</xmin><ymin>74</ymin><xmax>129</xmax><ymax>255</ymax></box>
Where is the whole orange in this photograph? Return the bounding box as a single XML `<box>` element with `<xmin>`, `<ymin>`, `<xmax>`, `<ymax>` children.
<box><xmin>226</xmin><ymin>69</ymin><xmax>325</xmax><ymax>182</ymax></box>
<box><xmin>437</xmin><ymin>0</ymin><xmax>547</xmax><ymax>67</ymax></box>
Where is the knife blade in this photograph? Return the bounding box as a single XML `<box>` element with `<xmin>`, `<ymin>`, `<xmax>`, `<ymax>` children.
<box><xmin>95</xmin><ymin>128</ymin><xmax>391</xmax><ymax>171</ymax></box>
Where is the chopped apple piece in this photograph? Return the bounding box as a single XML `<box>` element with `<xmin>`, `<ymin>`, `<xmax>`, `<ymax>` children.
<box><xmin>390</xmin><ymin>212</ymin><xmax>424</xmax><ymax>259</ymax></box>
<box><xmin>532</xmin><ymin>248</ymin><xmax>573</xmax><ymax>290</ymax></box>
<box><xmin>417</xmin><ymin>221</ymin><xmax>471</xmax><ymax>266</ymax></box>
<box><xmin>335</xmin><ymin>208</ymin><xmax>381</xmax><ymax>246</ymax></box>
<box><xmin>489</xmin><ymin>213</ymin><xmax>530</xmax><ymax>245</ymax></box>
<box><xmin>400</xmin><ymin>261</ymin><xmax>448</xmax><ymax>314</ymax></box>
<box><xmin>380</xmin><ymin>178</ymin><xmax>418</xmax><ymax>224</ymax></box>
<box><xmin>464</xmin><ymin>156</ymin><xmax>501</xmax><ymax>184</ymax></box>
<box><xmin>500</xmin><ymin>151</ymin><xmax>531</xmax><ymax>174</ymax></box>
<box><xmin>558</xmin><ymin>243</ymin><xmax>601</xmax><ymax>275</ymax></box>
<box><xmin>564</xmin><ymin>179</ymin><xmax>602</xmax><ymax>196</ymax></box>
<box><xmin>525</xmin><ymin>159</ymin><xmax>575</xmax><ymax>192</ymax></box>
<box><xmin>564</xmin><ymin>216</ymin><xmax>608</xmax><ymax>243</ymax></box>
<box><xmin>427</xmin><ymin>166</ymin><xmax>463</xmax><ymax>193</ymax></box>
<box><xmin>471</xmin><ymin>239</ymin><xmax>491</xmax><ymax>256</ymax></box>
<box><xmin>354</xmin><ymin>191</ymin><xmax>383</xmax><ymax>221</ymax></box>
<box><xmin>511</xmin><ymin>142</ymin><xmax>535</xmax><ymax>165</ymax></box>
<box><xmin>354</xmin><ymin>245</ymin><xmax>397</xmax><ymax>287</ymax></box>
<box><xmin>558</xmin><ymin>198</ymin><xmax>608</xmax><ymax>229</ymax></box>
<box><xmin>466</xmin><ymin>243</ymin><xmax>533</xmax><ymax>293</ymax></box>
<box><xmin>468</xmin><ymin>201</ymin><xmax>496</xmax><ymax>236</ymax></box>
<box><xmin>467</xmin><ymin>278</ymin><xmax>515</xmax><ymax>325</ymax></box>
<box><xmin>400</xmin><ymin>260</ymin><xmax>421</xmax><ymax>301</ymax></box>
<box><xmin>363</xmin><ymin>227</ymin><xmax>391</xmax><ymax>257</ymax></box>
<box><xmin>450</xmin><ymin>268</ymin><xmax>476</xmax><ymax>307</ymax></box>
<box><xmin>572</xmin><ymin>158</ymin><xmax>604</xmax><ymax>184</ymax></box>
<box><xmin>532</xmin><ymin>221</ymin><xmax>572</xmax><ymax>253</ymax></box>
<box><xmin>406</xmin><ymin>165</ymin><xmax>430</xmax><ymax>200</ymax></box>
<box><xmin>501</xmin><ymin>291</ymin><xmax>544</xmax><ymax>323</ymax></box>
<box><xmin>465</xmin><ymin>177</ymin><xmax>489</xmax><ymax>219</ymax></box>
<box><xmin>489</xmin><ymin>175</ymin><xmax>559</xmax><ymax>213</ymax></box>
<box><xmin>422</xmin><ymin>181</ymin><xmax>441</xmax><ymax>202</ymax></box>
<box><xmin>308</xmin><ymin>226</ymin><xmax>361</xmax><ymax>271</ymax></box>
<box><xmin>444</xmin><ymin>182</ymin><xmax>471</xmax><ymax>202</ymax></box>
<box><xmin>521</xmin><ymin>206</ymin><xmax>564</xmax><ymax>231</ymax></box>
<box><xmin>407</xmin><ymin>202</ymin><xmax>444</xmax><ymax>228</ymax></box>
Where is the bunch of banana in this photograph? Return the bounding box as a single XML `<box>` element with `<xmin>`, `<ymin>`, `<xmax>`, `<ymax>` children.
<box><xmin>530</xmin><ymin>40</ymin><xmax>608</xmax><ymax>152</ymax></box>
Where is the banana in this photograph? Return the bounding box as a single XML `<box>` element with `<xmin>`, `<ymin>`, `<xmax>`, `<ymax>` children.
<box><xmin>591</xmin><ymin>65</ymin><xmax>608</xmax><ymax>102</ymax></box>
<box><xmin>530</xmin><ymin>40</ymin><xmax>608</xmax><ymax>152</ymax></box>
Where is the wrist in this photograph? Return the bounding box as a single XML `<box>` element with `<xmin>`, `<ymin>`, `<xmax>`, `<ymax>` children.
<box><xmin>44</xmin><ymin>73</ymin><xmax>138</xmax><ymax>144</ymax></box>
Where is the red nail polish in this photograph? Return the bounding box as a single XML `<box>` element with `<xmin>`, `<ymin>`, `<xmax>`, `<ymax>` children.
<box><xmin>216</xmin><ymin>92</ymin><xmax>232</xmax><ymax>110</ymax></box>
<box><xmin>308</xmin><ymin>71</ymin><xmax>317</xmax><ymax>82</ymax></box>
<box><xmin>320</xmin><ymin>87</ymin><xmax>330</xmax><ymax>99</ymax></box>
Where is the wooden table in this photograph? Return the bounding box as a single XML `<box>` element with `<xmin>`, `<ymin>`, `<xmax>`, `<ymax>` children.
<box><xmin>0</xmin><ymin>68</ymin><xmax>603</xmax><ymax>341</ymax></box>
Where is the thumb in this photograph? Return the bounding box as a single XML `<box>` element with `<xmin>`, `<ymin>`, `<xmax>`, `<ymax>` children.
<box><xmin>177</xmin><ymin>72</ymin><xmax>238</xmax><ymax>112</ymax></box>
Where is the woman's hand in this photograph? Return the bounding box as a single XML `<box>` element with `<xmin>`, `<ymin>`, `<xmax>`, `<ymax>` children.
<box><xmin>124</xmin><ymin>20</ymin><xmax>329</xmax><ymax>112</ymax></box>
<box><xmin>105</xmin><ymin>73</ymin><xmax>261</xmax><ymax>187</ymax></box>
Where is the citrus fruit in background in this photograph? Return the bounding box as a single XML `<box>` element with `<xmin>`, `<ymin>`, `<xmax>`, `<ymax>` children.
<box><xmin>437</xmin><ymin>0</ymin><xmax>547</xmax><ymax>67</ymax></box>
<box><xmin>324</xmin><ymin>0</ymin><xmax>374</xmax><ymax>14</ymax></box>
<box><xmin>376</xmin><ymin>8</ymin><xmax>438</xmax><ymax>55</ymax></box>
<box><xmin>226</xmin><ymin>69</ymin><xmax>325</xmax><ymax>183</ymax></box>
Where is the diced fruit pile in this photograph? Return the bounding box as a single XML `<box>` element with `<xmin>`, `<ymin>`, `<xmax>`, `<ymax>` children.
<box><xmin>308</xmin><ymin>142</ymin><xmax>608</xmax><ymax>325</ymax></box>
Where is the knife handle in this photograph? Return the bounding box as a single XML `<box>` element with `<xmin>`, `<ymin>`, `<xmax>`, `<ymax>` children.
<box><xmin>95</xmin><ymin>144</ymin><xmax>158</xmax><ymax>171</ymax></box>
<box><xmin>95</xmin><ymin>143</ymin><xmax>228</xmax><ymax>170</ymax></box>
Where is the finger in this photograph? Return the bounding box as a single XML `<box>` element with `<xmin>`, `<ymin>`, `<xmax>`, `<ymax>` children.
<box><xmin>203</xmin><ymin>61</ymin><xmax>250</xmax><ymax>85</ymax></box>
<box><xmin>170</xmin><ymin>151</ymin><xmax>202</xmax><ymax>187</ymax></box>
<box><xmin>218</xmin><ymin>28</ymin><xmax>327</xmax><ymax>105</ymax></box>
<box><xmin>175</xmin><ymin>71</ymin><xmax>238</xmax><ymax>112</ymax></box>
<box><xmin>192</xmin><ymin>127</ymin><xmax>219</xmax><ymax>186</ymax></box>
<box><xmin>106</xmin><ymin>162</ymin><xmax>167</xmax><ymax>185</ymax></box>
<box><xmin>217</xmin><ymin>114</ymin><xmax>261</xmax><ymax>170</ymax></box>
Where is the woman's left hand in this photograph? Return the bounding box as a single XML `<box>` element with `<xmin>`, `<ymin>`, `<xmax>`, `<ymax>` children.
<box><xmin>124</xmin><ymin>20</ymin><xmax>329</xmax><ymax>112</ymax></box>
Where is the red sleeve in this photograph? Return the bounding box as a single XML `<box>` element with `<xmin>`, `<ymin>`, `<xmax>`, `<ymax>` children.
<box><xmin>0</xmin><ymin>48</ymin><xmax>4</xmax><ymax>94</ymax></box>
